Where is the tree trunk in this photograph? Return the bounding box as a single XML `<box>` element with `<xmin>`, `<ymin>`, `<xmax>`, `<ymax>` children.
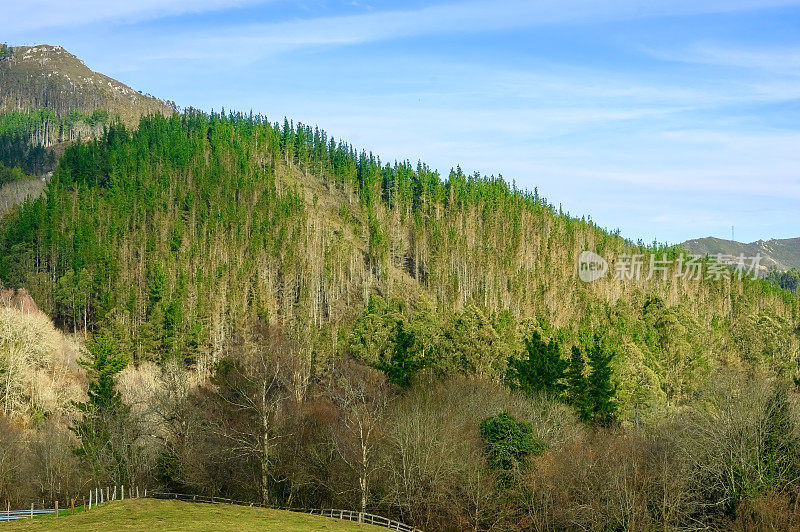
<box><xmin>261</xmin><ymin>380</ymin><xmax>270</xmax><ymax>506</ymax></box>
<box><xmin>359</xmin><ymin>438</ymin><xmax>368</xmax><ymax>519</ymax></box>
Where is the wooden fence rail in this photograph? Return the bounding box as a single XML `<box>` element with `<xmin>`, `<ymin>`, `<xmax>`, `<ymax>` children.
<box><xmin>149</xmin><ymin>492</ymin><xmax>421</xmax><ymax>532</ymax></box>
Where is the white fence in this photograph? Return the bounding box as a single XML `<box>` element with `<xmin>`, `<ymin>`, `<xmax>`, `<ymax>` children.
<box><xmin>0</xmin><ymin>485</ymin><xmax>144</xmax><ymax>522</ymax></box>
<box><xmin>1</xmin><ymin>508</ymin><xmax>59</xmax><ymax>521</ymax></box>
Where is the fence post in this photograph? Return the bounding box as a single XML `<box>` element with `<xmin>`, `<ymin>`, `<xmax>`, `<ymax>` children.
<box><xmin>71</xmin><ymin>499</ymin><xmax>75</xmax><ymax>515</ymax></box>
<box><xmin>121</xmin><ymin>485</ymin><xmax>124</xmax><ymax>500</ymax></box>
<box><xmin>106</xmin><ymin>487</ymin><xmax>110</xmax><ymax>503</ymax></box>
<box><xmin>54</xmin><ymin>501</ymin><xmax>58</xmax><ymax>517</ymax></box>
<box><xmin>113</xmin><ymin>486</ymin><xmax>117</xmax><ymax>501</ymax></box>
<box><xmin>136</xmin><ymin>486</ymin><xmax>139</xmax><ymax>499</ymax></box>
<box><xmin>30</xmin><ymin>503</ymin><xmax>34</xmax><ymax>518</ymax></box>
<box><xmin>144</xmin><ymin>489</ymin><xmax>147</xmax><ymax>498</ymax></box>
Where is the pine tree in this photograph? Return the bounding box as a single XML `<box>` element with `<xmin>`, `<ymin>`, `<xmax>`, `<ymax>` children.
<box><xmin>584</xmin><ymin>335</ymin><xmax>617</xmax><ymax>426</ymax></box>
<box><xmin>70</xmin><ymin>333</ymin><xmax>132</xmax><ymax>483</ymax></box>
<box><xmin>506</xmin><ymin>331</ymin><xmax>566</xmax><ymax>397</ymax></box>
<box><xmin>480</xmin><ymin>411</ymin><xmax>548</xmax><ymax>486</ymax></box>
<box><xmin>566</xmin><ymin>345</ymin><xmax>590</xmax><ymax>421</ymax></box>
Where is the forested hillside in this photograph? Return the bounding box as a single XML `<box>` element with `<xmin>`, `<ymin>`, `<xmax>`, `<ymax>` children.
<box><xmin>1</xmin><ymin>110</ymin><xmax>799</xmax><ymax>530</ymax></box>
<box><xmin>2</xmin><ymin>111</ymin><xmax>797</xmax><ymax>411</ymax></box>
<box><xmin>0</xmin><ymin>44</ymin><xmax>173</xmax><ymax>126</ymax></box>
<box><xmin>0</xmin><ymin>43</ymin><xmax>175</xmax><ymax>179</ymax></box>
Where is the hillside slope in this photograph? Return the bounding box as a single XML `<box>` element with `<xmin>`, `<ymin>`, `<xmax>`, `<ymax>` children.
<box><xmin>2</xmin><ymin>499</ymin><xmax>386</xmax><ymax>531</ymax></box>
<box><xmin>1</xmin><ymin>112</ymin><xmax>797</xmax><ymax>421</ymax></box>
<box><xmin>683</xmin><ymin>236</ymin><xmax>800</xmax><ymax>271</ymax></box>
<box><xmin>0</xmin><ymin>43</ymin><xmax>178</xmax><ymax>213</ymax></box>
<box><xmin>0</xmin><ymin>44</ymin><xmax>173</xmax><ymax>126</ymax></box>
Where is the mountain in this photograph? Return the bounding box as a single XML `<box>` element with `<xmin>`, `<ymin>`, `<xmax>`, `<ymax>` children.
<box><xmin>0</xmin><ymin>43</ymin><xmax>174</xmax><ymax>126</ymax></box>
<box><xmin>683</xmin><ymin>236</ymin><xmax>800</xmax><ymax>271</ymax></box>
<box><xmin>0</xmin><ymin>43</ymin><xmax>178</xmax><ymax>216</ymax></box>
<box><xmin>0</xmin><ymin>46</ymin><xmax>797</xmax><ymax>411</ymax></box>
<box><xmin>1</xmin><ymin>45</ymin><xmax>800</xmax><ymax>531</ymax></box>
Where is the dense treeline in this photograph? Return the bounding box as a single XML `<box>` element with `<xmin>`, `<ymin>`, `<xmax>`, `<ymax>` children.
<box><xmin>0</xmin><ymin>109</ymin><xmax>111</xmax><ymax>174</ymax></box>
<box><xmin>2</xmin><ymin>316</ymin><xmax>799</xmax><ymax>530</ymax></box>
<box><xmin>1</xmin><ymin>110</ymin><xmax>800</xmax><ymax>530</ymax></box>
<box><xmin>768</xmin><ymin>268</ymin><xmax>800</xmax><ymax>294</ymax></box>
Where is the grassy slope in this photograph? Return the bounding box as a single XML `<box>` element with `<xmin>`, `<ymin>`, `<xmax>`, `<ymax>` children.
<box><xmin>2</xmin><ymin>499</ymin><xmax>387</xmax><ymax>532</ymax></box>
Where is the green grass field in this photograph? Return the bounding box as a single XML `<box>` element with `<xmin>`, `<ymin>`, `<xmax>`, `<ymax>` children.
<box><xmin>2</xmin><ymin>499</ymin><xmax>388</xmax><ymax>531</ymax></box>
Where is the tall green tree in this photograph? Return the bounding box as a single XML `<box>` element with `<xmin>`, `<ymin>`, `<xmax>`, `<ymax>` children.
<box><xmin>566</xmin><ymin>345</ymin><xmax>589</xmax><ymax>419</ymax></box>
<box><xmin>506</xmin><ymin>331</ymin><xmax>566</xmax><ymax>397</ymax></box>
<box><xmin>584</xmin><ymin>335</ymin><xmax>617</xmax><ymax>426</ymax></box>
<box><xmin>71</xmin><ymin>333</ymin><xmax>133</xmax><ymax>484</ymax></box>
<box><xmin>377</xmin><ymin>297</ymin><xmax>440</xmax><ymax>387</ymax></box>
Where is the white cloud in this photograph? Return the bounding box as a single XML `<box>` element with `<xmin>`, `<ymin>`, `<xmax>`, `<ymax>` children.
<box><xmin>51</xmin><ymin>0</ymin><xmax>800</xmax><ymax>63</ymax></box>
<box><xmin>0</xmin><ymin>0</ymin><xmax>264</xmax><ymax>33</ymax></box>
<box><xmin>645</xmin><ymin>43</ymin><xmax>800</xmax><ymax>75</ymax></box>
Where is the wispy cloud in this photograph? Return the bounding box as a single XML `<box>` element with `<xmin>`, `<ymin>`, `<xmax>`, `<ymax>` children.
<box><xmin>646</xmin><ymin>43</ymin><xmax>800</xmax><ymax>74</ymax></box>
<box><xmin>56</xmin><ymin>0</ymin><xmax>800</xmax><ymax>63</ymax></box>
<box><xmin>1</xmin><ymin>0</ymin><xmax>265</xmax><ymax>33</ymax></box>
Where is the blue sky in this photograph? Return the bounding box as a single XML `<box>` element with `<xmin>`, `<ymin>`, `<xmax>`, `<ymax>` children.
<box><xmin>3</xmin><ymin>0</ymin><xmax>799</xmax><ymax>244</ymax></box>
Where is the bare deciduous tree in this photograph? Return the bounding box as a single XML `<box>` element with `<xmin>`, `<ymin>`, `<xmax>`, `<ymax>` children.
<box><xmin>326</xmin><ymin>358</ymin><xmax>390</xmax><ymax>518</ymax></box>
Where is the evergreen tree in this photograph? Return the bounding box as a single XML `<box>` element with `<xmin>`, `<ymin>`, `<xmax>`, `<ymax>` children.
<box><xmin>480</xmin><ymin>411</ymin><xmax>547</xmax><ymax>485</ymax></box>
<box><xmin>350</xmin><ymin>294</ymin><xmax>402</xmax><ymax>367</ymax></box>
<box><xmin>584</xmin><ymin>335</ymin><xmax>617</xmax><ymax>426</ymax></box>
<box><xmin>566</xmin><ymin>345</ymin><xmax>590</xmax><ymax>421</ymax></box>
<box><xmin>379</xmin><ymin>320</ymin><xmax>424</xmax><ymax>388</ymax></box>
<box><xmin>70</xmin><ymin>333</ymin><xmax>132</xmax><ymax>483</ymax></box>
<box><xmin>506</xmin><ymin>331</ymin><xmax>566</xmax><ymax>397</ymax></box>
<box><xmin>444</xmin><ymin>304</ymin><xmax>503</xmax><ymax>377</ymax></box>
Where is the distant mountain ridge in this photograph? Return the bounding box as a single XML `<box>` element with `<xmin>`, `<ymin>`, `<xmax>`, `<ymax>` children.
<box><xmin>0</xmin><ymin>43</ymin><xmax>174</xmax><ymax>126</ymax></box>
<box><xmin>682</xmin><ymin>236</ymin><xmax>800</xmax><ymax>271</ymax></box>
